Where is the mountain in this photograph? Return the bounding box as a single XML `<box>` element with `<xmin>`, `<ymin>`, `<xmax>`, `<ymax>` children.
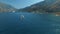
<box><xmin>18</xmin><ymin>0</ymin><xmax>60</xmax><ymax>13</ymax></box>
<box><xmin>0</xmin><ymin>2</ymin><xmax>16</xmax><ymax>12</ymax></box>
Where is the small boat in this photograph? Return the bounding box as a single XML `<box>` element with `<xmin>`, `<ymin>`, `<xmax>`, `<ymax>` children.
<box><xmin>20</xmin><ymin>15</ymin><xmax>24</xmax><ymax>20</ymax></box>
<box><xmin>12</xmin><ymin>11</ymin><xmax>15</xmax><ymax>13</ymax></box>
<box><xmin>56</xmin><ymin>14</ymin><xmax>59</xmax><ymax>16</ymax></box>
<box><xmin>55</xmin><ymin>12</ymin><xmax>60</xmax><ymax>16</ymax></box>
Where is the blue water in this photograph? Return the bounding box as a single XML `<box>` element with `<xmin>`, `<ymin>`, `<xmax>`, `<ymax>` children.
<box><xmin>0</xmin><ymin>12</ymin><xmax>60</xmax><ymax>34</ymax></box>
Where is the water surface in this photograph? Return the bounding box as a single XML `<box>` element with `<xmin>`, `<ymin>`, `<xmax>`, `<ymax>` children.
<box><xmin>0</xmin><ymin>12</ymin><xmax>60</xmax><ymax>34</ymax></box>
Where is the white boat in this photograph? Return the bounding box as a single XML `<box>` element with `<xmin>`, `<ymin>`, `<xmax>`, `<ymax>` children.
<box><xmin>12</xmin><ymin>11</ymin><xmax>15</xmax><ymax>13</ymax></box>
<box><xmin>20</xmin><ymin>15</ymin><xmax>24</xmax><ymax>20</ymax></box>
<box><xmin>56</xmin><ymin>14</ymin><xmax>59</xmax><ymax>16</ymax></box>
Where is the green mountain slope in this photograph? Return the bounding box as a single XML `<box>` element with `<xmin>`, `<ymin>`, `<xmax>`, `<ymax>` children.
<box><xmin>19</xmin><ymin>0</ymin><xmax>60</xmax><ymax>13</ymax></box>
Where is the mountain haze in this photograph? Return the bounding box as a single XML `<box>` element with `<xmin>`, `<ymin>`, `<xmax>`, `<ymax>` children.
<box><xmin>0</xmin><ymin>2</ymin><xmax>16</xmax><ymax>12</ymax></box>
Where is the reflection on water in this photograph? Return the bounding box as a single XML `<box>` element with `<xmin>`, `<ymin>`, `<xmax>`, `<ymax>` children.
<box><xmin>0</xmin><ymin>12</ymin><xmax>60</xmax><ymax>34</ymax></box>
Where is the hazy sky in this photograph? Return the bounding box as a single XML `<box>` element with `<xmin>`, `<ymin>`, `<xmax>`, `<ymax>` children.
<box><xmin>0</xmin><ymin>0</ymin><xmax>44</xmax><ymax>9</ymax></box>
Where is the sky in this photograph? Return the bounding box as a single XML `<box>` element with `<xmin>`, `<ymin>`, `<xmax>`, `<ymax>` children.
<box><xmin>0</xmin><ymin>0</ymin><xmax>44</xmax><ymax>9</ymax></box>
